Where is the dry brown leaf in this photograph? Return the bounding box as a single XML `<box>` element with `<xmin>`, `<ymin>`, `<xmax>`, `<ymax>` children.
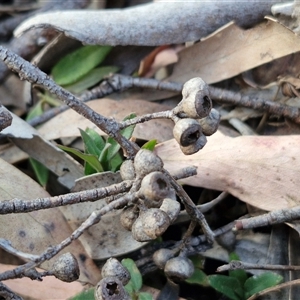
<box><xmin>155</xmin><ymin>131</ymin><xmax>300</xmax><ymax>212</ymax></box>
<box><xmin>14</xmin><ymin>2</ymin><xmax>275</xmax><ymax>46</ymax></box>
<box><xmin>1</xmin><ymin>264</ymin><xmax>83</xmax><ymax>300</ymax></box>
<box><xmin>0</xmin><ymin>157</ymin><xmax>101</xmax><ymax>284</ymax></box>
<box><xmin>1</xmin><ymin>113</ymin><xmax>83</xmax><ymax>188</ymax></box>
<box><xmin>38</xmin><ymin>99</ymin><xmax>173</xmax><ymax>142</ymax></box>
<box><xmin>169</xmin><ymin>19</ymin><xmax>300</xmax><ymax>84</ymax></box>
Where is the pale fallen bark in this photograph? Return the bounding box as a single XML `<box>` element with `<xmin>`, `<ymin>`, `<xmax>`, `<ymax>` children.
<box><xmin>15</xmin><ymin>0</ymin><xmax>282</xmax><ymax>46</ymax></box>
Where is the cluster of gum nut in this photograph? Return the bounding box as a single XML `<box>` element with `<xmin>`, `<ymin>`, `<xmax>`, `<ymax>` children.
<box><xmin>106</xmin><ymin>77</ymin><xmax>221</xmax><ymax>289</ymax></box>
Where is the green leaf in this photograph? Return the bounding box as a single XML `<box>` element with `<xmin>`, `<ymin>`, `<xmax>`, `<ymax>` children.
<box><xmin>64</xmin><ymin>66</ymin><xmax>119</xmax><ymax>94</ymax></box>
<box><xmin>85</xmin><ymin>128</ymin><xmax>106</xmax><ymax>153</ymax></box>
<box><xmin>122</xmin><ymin>258</ymin><xmax>142</xmax><ymax>292</ymax></box>
<box><xmin>79</xmin><ymin>128</ymin><xmax>103</xmax><ymax>157</ymax></box>
<box><xmin>68</xmin><ymin>288</ymin><xmax>95</xmax><ymax>300</ymax></box>
<box><xmin>186</xmin><ymin>269</ymin><xmax>209</xmax><ymax>286</ymax></box>
<box><xmin>84</xmin><ymin>161</ymin><xmax>98</xmax><ymax>176</ymax></box>
<box><xmin>58</xmin><ymin>144</ymin><xmax>104</xmax><ymax>173</ymax></box>
<box><xmin>106</xmin><ymin>113</ymin><xmax>136</xmax><ymax>161</ymax></box>
<box><xmin>142</xmin><ymin>140</ymin><xmax>157</xmax><ymax>151</ymax></box>
<box><xmin>138</xmin><ymin>292</ymin><xmax>153</xmax><ymax>300</ymax></box>
<box><xmin>29</xmin><ymin>158</ymin><xmax>49</xmax><ymax>187</ymax></box>
<box><xmin>99</xmin><ymin>143</ymin><xmax>111</xmax><ymax>170</ymax></box>
<box><xmin>124</xmin><ymin>282</ymin><xmax>135</xmax><ymax>298</ymax></box>
<box><xmin>52</xmin><ymin>45</ymin><xmax>112</xmax><ymax>85</ymax></box>
<box><xmin>229</xmin><ymin>254</ymin><xmax>248</xmax><ymax>286</ymax></box>
<box><xmin>208</xmin><ymin>275</ymin><xmax>244</xmax><ymax>300</ymax></box>
<box><xmin>244</xmin><ymin>272</ymin><xmax>283</xmax><ymax>298</ymax></box>
<box><xmin>109</xmin><ymin>152</ymin><xmax>123</xmax><ymax>172</ymax></box>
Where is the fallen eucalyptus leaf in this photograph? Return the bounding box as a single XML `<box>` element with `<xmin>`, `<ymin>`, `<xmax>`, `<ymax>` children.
<box><xmin>0</xmin><ymin>158</ymin><xmax>101</xmax><ymax>284</ymax></box>
<box><xmin>38</xmin><ymin>99</ymin><xmax>173</xmax><ymax>142</ymax></box>
<box><xmin>15</xmin><ymin>1</ymin><xmax>278</xmax><ymax>46</ymax></box>
<box><xmin>155</xmin><ymin>131</ymin><xmax>300</xmax><ymax>211</ymax></box>
<box><xmin>0</xmin><ymin>113</ymin><xmax>83</xmax><ymax>189</ymax></box>
<box><xmin>169</xmin><ymin>19</ymin><xmax>300</xmax><ymax>84</ymax></box>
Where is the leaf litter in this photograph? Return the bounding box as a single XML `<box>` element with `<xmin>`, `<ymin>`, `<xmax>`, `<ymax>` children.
<box><xmin>1</xmin><ymin>1</ymin><xmax>300</xmax><ymax>299</ymax></box>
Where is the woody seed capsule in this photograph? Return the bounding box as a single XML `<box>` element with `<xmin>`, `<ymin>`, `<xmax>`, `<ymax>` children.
<box><xmin>176</xmin><ymin>77</ymin><xmax>212</xmax><ymax>119</ymax></box>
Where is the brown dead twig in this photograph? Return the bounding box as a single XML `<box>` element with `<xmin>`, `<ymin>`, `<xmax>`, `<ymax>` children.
<box><xmin>29</xmin><ymin>74</ymin><xmax>300</xmax><ymax>128</ymax></box>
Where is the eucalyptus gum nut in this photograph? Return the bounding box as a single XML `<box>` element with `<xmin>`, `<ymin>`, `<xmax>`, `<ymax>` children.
<box><xmin>120</xmin><ymin>159</ymin><xmax>135</xmax><ymax>180</ymax></box>
<box><xmin>180</xmin><ymin>133</ymin><xmax>207</xmax><ymax>155</ymax></box>
<box><xmin>198</xmin><ymin>108</ymin><xmax>220</xmax><ymax>136</ymax></box>
<box><xmin>160</xmin><ymin>198</ymin><xmax>181</xmax><ymax>223</ymax></box>
<box><xmin>173</xmin><ymin>118</ymin><xmax>202</xmax><ymax>147</ymax></box>
<box><xmin>180</xmin><ymin>77</ymin><xmax>212</xmax><ymax>119</ymax></box>
<box><xmin>134</xmin><ymin>149</ymin><xmax>163</xmax><ymax>177</ymax></box>
<box><xmin>131</xmin><ymin>215</ymin><xmax>153</xmax><ymax>242</ymax></box>
<box><xmin>101</xmin><ymin>258</ymin><xmax>131</xmax><ymax>285</ymax></box>
<box><xmin>139</xmin><ymin>171</ymin><xmax>169</xmax><ymax>204</ymax></box>
<box><xmin>52</xmin><ymin>253</ymin><xmax>80</xmax><ymax>282</ymax></box>
<box><xmin>153</xmin><ymin>248</ymin><xmax>176</xmax><ymax>269</ymax></box>
<box><xmin>95</xmin><ymin>277</ymin><xmax>130</xmax><ymax>300</ymax></box>
<box><xmin>164</xmin><ymin>256</ymin><xmax>194</xmax><ymax>281</ymax></box>
<box><xmin>141</xmin><ymin>208</ymin><xmax>171</xmax><ymax>239</ymax></box>
<box><xmin>120</xmin><ymin>205</ymin><xmax>139</xmax><ymax>231</ymax></box>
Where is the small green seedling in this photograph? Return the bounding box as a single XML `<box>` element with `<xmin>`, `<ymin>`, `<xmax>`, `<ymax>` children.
<box><xmin>185</xmin><ymin>253</ymin><xmax>283</xmax><ymax>300</ymax></box>
<box><xmin>68</xmin><ymin>288</ymin><xmax>95</xmax><ymax>300</ymax></box>
<box><xmin>141</xmin><ymin>139</ymin><xmax>157</xmax><ymax>151</ymax></box>
<box><xmin>122</xmin><ymin>258</ymin><xmax>153</xmax><ymax>300</ymax></box>
<box><xmin>208</xmin><ymin>253</ymin><xmax>283</xmax><ymax>300</ymax></box>
<box><xmin>59</xmin><ymin>113</ymin><xmax>136</xmax><ymax>175</ymax></box>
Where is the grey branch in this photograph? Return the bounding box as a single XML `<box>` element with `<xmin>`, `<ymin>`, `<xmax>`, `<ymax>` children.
<box><xmin>234</xmin><ymin>206</ymin><xmax>300</xmax><ymax>231</ymax></box>
<box><xmin>108</xmin><ymin>75</ymin><xmax>300</xmax><ymax>124</ymax></box>
<box><xmin>163</xmin><ymin>168</ymin><xmax>215</xmax><ymax>243</ymax></box>
<box><xmin>0</xmin><ymin>193</ymin><xmax>134</xmax><ymax>281</ymax></box>
<box><xmin>0</xmin><ymin>180</ymin><xmax>132</xmax><ymax>214</ymax></box>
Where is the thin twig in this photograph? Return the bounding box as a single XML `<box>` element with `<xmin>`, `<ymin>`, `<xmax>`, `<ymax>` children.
<box><xmin>162</xmin><ymin>168</ymin><xmax>215</xmax><ymax>243</ymax></box>
<box><xmin>188</xmin><ymin>221</ymin><xmax>235</xmax><ymax>246</ymax></box>
<box><xmin>100</xmin><ymin>75</ymin><xmax>300</xmax><ymax>124</ymax></box>
<box><xmin>217</xmin><ymin>260</ymin><xmax>300</xmax><ymax>272</ymax></box>
<box><xmin>176</xmin><ymin>191</ymin><xmax>228</xmax><ymax>224</ymax></box>
<box><xmin>0</xmin><ymin>180</ymin><xmax>132</xmax><ymax>214</ymax></box>
<box><xmin>0</xmin><ymin>193</ymin><xmax>133</xmax><ymax>281</ymax></box>
<box><xmin>234</xmin><ymin>206</ymin><xmax>300</xmax><ymax>231</ymax></box>
<box><xmin>0</xmin><ymin>239</ymin><xmax>39</xmax><ymax>261</ymax></box>
<box><xmin>0</xmin><ymin>47</ymin><xmax>138</xmax><ymax>157</ymax></box>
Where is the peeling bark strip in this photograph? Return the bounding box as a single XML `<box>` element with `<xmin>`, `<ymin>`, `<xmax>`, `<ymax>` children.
<box><xmin>15</xmin><ymin>0</ymin><xmax>281</xmax><ymax>46</ymax></box>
